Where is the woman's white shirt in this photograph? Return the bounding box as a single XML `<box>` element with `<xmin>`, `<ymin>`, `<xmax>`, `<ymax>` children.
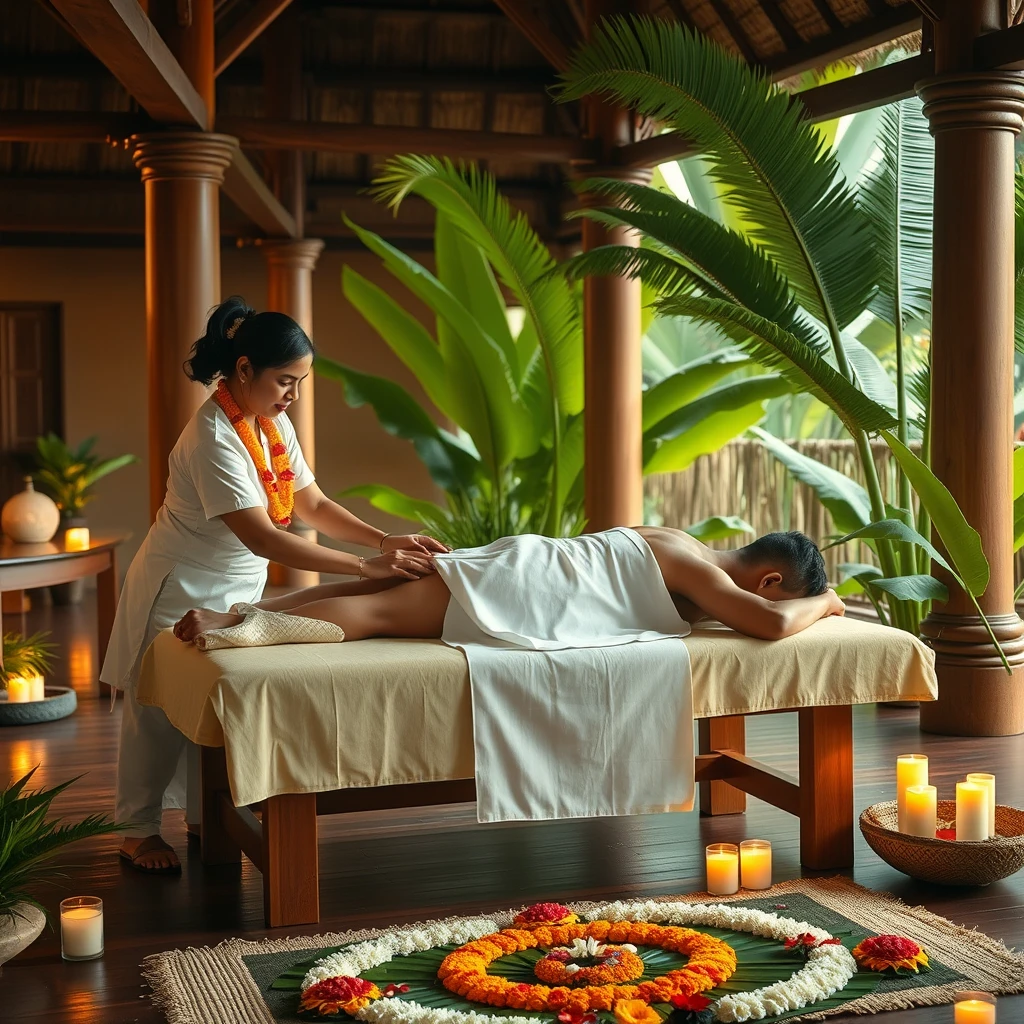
<box><xmin>100</xmin><ymin>397</ymin><xmax>314</xmax><ymax>689</ymax></box>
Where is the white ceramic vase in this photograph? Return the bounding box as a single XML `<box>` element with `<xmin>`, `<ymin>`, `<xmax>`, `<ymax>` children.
<box><xmin>1</xmin><ymin>478</ymin><xmax>60</xmax><ymax>543</ymax></box>
<box><xmin>0</xmin><ymin>903</ymin><xmax>46</xmax><ymax>968</ymax></box>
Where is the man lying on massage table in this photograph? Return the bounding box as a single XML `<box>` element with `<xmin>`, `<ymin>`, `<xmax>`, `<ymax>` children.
<box><xmin>172</xmin><ymin>527</ymin><xmax>845</xmax><ymax>646</ymax></box>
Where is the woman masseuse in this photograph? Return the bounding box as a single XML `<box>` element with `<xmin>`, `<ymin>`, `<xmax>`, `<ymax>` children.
<box><xmin>100</xmin><ymin>296</ymin><xmax>446</xmax><ymax>873</ymax></box>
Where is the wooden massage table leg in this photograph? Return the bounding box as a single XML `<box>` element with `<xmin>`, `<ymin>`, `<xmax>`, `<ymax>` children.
<box><xmin>263</xmin><ymin>793</ymin><xmax>319</xmax><ymax>928</ymax></box>
<box><xmin>200</xmin><ymin>746</ymin><xmax>241</xmax><ymax>865</ymax></box>
<box><xmin>697</xmin><ymin>715</ymin><xmax>747</xmax><ymax>815</ymax></box>
<box><xmin>798</xmin><ymin>705</ymin><xmax>854</xmax><ymax>869</ymax></box>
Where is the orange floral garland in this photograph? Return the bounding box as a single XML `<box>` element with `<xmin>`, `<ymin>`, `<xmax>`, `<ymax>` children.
<box><xmin>437</xmin><ymin>921</ymin><xmax>736</xmax><ymax>1014</ymax></box>
<box><xmin>212</xmin><ymin>379</ymin><xmax>295</xmax><ymax>526</ymax></box>
<box><xmin>533</xmin><ymin>946</ymin><xmax>645</xmax><ymax>987</ymax></box>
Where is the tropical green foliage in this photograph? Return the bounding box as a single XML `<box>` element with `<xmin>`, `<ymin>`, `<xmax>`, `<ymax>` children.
<box><xmin>557</xmin><ymin>17</ymin><xmax>1005</xmax><ymax>659</ymax></box>
<box><xmin>1</xmin><ymin>632</ymin><xmax>56</xmax><ymax>685</ymax></box>
<box><xmin>0</xmin><ymin>768</ymin><xmax>118</xmax><ymax>918</ymax></box>
<box><xmin>34</xmin><ymin>434</ymin><xmax>138</xmax><ymax>519</ymax></box>
<box><xmin>327</xmin><ymin>157</ymin><xmax>790</xmax><ymax>546</ymax></box>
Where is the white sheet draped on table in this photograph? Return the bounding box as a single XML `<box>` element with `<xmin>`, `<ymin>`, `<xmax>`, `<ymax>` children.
<box><xmin>435</xmin><ymin>528</ymin><xmax>693</xmax><ymax>823</ymax></box>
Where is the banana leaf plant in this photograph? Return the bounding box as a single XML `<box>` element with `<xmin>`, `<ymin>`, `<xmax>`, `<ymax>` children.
<box><xmin>34</xmin><ymin>434</ymin><xmax>138</xmax><ymax>520</ymax></box>
<box><xmin>556</xmin><ymin>16</ymin><xmax>1007</xmax><ymax>665</ymax></box>
<box><xmin>323</xmin><ymin>157</ymin><xmax>791</xmax><ymax>547</ymax></box>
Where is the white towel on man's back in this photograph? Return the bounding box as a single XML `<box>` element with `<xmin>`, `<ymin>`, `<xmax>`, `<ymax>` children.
<box><xmin>435</xmin><ymin>528</ymin><xmax>693</xmax><ymax>822</ymax></box>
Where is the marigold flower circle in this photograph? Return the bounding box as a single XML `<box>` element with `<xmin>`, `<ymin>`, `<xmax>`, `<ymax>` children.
<box><xmin>438</xmin><ymin>921</ymin><xmax>737</xmax><ymax>1013</ymax></box>
<box><xmin>533</xmin><ymin>946</ymin><xmax>645</xmax><ymax>987</ymax></box>
<box><xmin>851</xmin><ymin>934</ymin><xmax>930</xmax><ymax>974</ymax></box>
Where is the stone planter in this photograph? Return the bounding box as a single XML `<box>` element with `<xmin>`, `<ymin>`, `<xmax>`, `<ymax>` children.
<box><xmin>0</xmin><ymin>903</ymin><xmax>46</xmax><ymax>968</ymax></box>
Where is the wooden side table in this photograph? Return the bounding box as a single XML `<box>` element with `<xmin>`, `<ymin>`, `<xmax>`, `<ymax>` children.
<box><xmin>0</xmin><ymin>533</ymin><xmax>129</xmax><ymax>698</ymax></box>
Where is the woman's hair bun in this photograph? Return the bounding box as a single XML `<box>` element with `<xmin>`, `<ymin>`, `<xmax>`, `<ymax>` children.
<box><xmin>183</xmin><ymin>296</ymin><xmax>314</xmax><ymax>386</ymax></box>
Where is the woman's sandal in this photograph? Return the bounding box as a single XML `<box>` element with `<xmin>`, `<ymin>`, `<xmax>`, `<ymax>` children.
<box><xmin>118</xmin><ymin>835</ymin><xmax>182</xmax><ymax>875</ymax></box>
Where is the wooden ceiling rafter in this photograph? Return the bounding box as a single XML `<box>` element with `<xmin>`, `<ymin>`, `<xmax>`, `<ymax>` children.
<box><xmin>491</xmin><ymin>0</ymin><xmax>574</xmax><ymax>71</ymax></box>
<box><xmin>758</xmin><ymin>0</ymin><xmax>804</xmax><ymax>52</ymax></box>
<box><xmin>703</xmin><ymin>0</ymin><xmax>760</xmax><ymax>65</ymax></box>
<box><xmin>214</xmin><ymin>0</ymin><xmax>295</xmax><ymax>76</ymax></box>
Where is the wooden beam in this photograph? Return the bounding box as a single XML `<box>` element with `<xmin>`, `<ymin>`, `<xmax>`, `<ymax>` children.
<box><xmin>0</xmin><ymin>111</ymin><xmax>141</xmax><ymax>143</ymax></box>
<box><xmin>217</xmin><ymin>115</ymin><xmax>598</xmax><ymax>162</ymax></box>
<box><xmin>492</xmin><ymin>0</ymin><xmax>572</xmax><ymax>71</ymax></box>
<box><xmin>222</xmin><ymin>149</ymin><xmax>299</xmax><ymax>237</ymax></box>
<box><xmin>975</xmin><ymin>21</ymin><xmax>1024</xmax><ymax>70</ymax></box>
<box><xmin>215</xmin><ymin>0</ymin><xmax>294</xmax><ymax>76</ymax></box>
<box><xmin>46</xmin><ymin>0</ymin><xmax>209</xmax><ymax>129</ymax></box>
<box><xmin>705</xmin><ymin>0</ymin><xmax>759</xmax><ymax>65</ymax></box>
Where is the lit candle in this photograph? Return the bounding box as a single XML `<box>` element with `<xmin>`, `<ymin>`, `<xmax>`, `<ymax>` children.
<box><xmin>27</xmin><ymin>672</ymin><xmax>45</xmax><ymax>702</ymax></box>
<box><xmin>60</xmin><ymin>896</ymin><xmax>103</xmax><ymax>960</ymax></box>
<box><xmin>896</xmin><ymin>754</ymin><xmax>928</xmax><ymax>833</ymax></box>
<box><xmin>904</xmin><ymin>785</ymin><xmax>937</xmax><ymax>839</ymax></box>
<box><xmin>966</xmin><ymin>773</ymin><xmax>996</xmax><ymax>838</ymax></box>
<box><xmin>64</xmin><ymin>527</ymin><xmax>90</xmax><ymax>551</ymax></box>
<box><xmin>954</xmin><ymin>992</ymin><xmax>996</xmax><ymax>1023</ymax></box>
<box><xmin>740</xmin><ymin>840</ymin><xmax>772</xmax><ymax>890</ymax></box>
<box><xmin>705</xmin><ymin>843</ymin><xmax>739</xmax><ymax>896</ymax></box>
<box><xmin>5</xmin><ymin>675</ymin><xmax>30</xmax><ymax>703</ymax></box>
<box><xmin>956</xmin><ymin>782</ymin><xmax>989</xmax><ymax>842</ymax></box>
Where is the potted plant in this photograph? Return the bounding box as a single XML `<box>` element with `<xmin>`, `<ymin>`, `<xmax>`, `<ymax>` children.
<box><xmin>1</xmin><ymin>630</ymin><xmax>56</xmax><ymax>684</ymax></box>
<box><xmin>33</xmin><ymin>434</ymin><xmax>137</xmax><ymax>603</ymax></box>
<box><xmin>0</xmin><ymin>767</ymin><xmax>118</xmax><ymax>967</ymax></box>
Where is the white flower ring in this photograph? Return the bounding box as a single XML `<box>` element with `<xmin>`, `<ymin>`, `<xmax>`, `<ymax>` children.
<box><xmin>300</xmin><ymin>903</ymin><xmax>858</xmax><ymax>1024</ymax></box>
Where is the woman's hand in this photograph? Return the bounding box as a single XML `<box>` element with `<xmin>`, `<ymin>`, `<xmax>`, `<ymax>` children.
<box><xmin>361</xmin><ymin>549</ymin><xmax>437</xmax><ymax>580</ymax></box>
<box><xmin>383</xmin><ymin>533</ymin><xmax>451</xmax><ymax>555</ymax></box>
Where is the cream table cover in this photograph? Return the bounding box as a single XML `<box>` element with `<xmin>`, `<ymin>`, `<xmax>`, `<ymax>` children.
<box><xmin>137</xmin><ymin>616</ymin><xmax>937</xmax><ymax>808</ymax></box>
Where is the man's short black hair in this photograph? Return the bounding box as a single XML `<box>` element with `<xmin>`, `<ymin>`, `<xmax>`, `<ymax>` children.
<box><xmin>737</xmin><ymin>531</ymin><xmax>828</xmax><ymax>597</ymax></box>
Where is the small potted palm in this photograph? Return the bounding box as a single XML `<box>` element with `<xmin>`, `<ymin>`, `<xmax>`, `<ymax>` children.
<box><xmin>0</xmin><ymin>768</ymin><xmax>118</xmax><ymax>966</ymax></box>
<box><xmin>33</xmin><ymin>434</ymin><xmax>137</xmax><ymax>603</ymax></box>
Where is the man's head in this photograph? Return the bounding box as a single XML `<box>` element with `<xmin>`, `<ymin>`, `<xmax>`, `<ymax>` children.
<box><xmin>727</xmin><ymin>531</ymin><xmax>828</xmax><ymax>600</ymax></box>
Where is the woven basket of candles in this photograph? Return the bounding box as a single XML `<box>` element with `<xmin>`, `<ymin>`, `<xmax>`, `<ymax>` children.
<box><xmin>860</xmin><ymin>800</ymin><xmax>1024</xmax><ymax>886</ymax></box>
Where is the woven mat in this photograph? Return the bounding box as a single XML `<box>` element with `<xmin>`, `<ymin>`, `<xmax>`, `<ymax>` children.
<box><xmin>141</xmin><ymin>876</ymin><xmax>1024</xmax><ymax>1024</ymax></box>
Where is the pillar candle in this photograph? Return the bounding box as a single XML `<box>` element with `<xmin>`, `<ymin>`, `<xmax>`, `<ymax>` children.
<box><xmin>954</xmin><ymin>994</ymin><xmax>996</xmax><ymax>1023</ymax></box>
<box><xmin>739</xmin><ymin>840</ymin><xmax>772</xmax><ymax>890</ymax></box>
<box><xmin>956</xmin><ymin>782</ymin><xmax>989</xmax><ymax>842</ymax></box>
<box><xmin>896</xmin><ymin>754</ymin><xmax>929</xmax><ymax>833</ymax></box>
<box><xmin>60</xmin><ymin>897</ymin><xmax>103</xmax><ymax>960</ymax></box>
<box><xmin>64</xmin><ymin>527</ymin><xmax>90</xmax><ymax>551</ymax></box>
<box><xmin>966</xmin><ymin>773</ymin><xmax>996</xmax><ymax>838</ymax></box>
<box><xmin>27</xmin><ymin>673</ymin><xmax>45</xmax><ymax>702</ymax></box>
<box><xmin>705</xmin><ymin>844</ymin><xmax>739</xmax><ymax>896</ymax></box>
<box><xmin>5</xmin><ymin>675</ymin><xmax>30</xmax><ymax>703</ymax></box>
<box><xmin>904</xmin><ymin>785</ymin><xmax>937</xmax><ymax>839</ymax></box>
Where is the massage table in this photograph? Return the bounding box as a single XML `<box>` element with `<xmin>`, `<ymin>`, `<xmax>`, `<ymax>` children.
<box><xmin>137</xmin><ymin>616</ymin><xmax>937</xmax><ymax>927</ymax></box>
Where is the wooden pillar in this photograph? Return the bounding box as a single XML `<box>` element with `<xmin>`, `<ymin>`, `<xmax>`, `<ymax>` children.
<box><xmin>917</xmin><ymin>0</ymin><xmax>1024</xmax><ymax>735</ymax></box>
<box><xmin>132</xmin><ymin>133</ymin><xmax>238</xmax><ymax>518</ymax></box>
<box><xmin>581</xmin><ymin>0</ymin><xmax>645</xmax><ymax>533</ymax></box>
<box><xmin>262</xmin><ymin>238</ymin><xmax>324</xmax><ymax>588</ymax></box>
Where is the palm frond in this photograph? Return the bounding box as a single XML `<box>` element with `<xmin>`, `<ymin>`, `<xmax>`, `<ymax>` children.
<box><xmin>657</xmin><ymin>294</ymin><xmax>896</xmax><ymax>434</ymax></box>
<box><xmin>562</xmin><ymin>243</ymin><xmax>702</xmax><ymax>299</ymax></box>
<box><xmin>557</xmin><ymin>16</ymin><xmax>877</xmax><ymax>334</ymax></box>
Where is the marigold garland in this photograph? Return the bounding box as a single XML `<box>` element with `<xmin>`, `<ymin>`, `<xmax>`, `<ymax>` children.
<box><xmin>438</xmin><ymin>922</ymin><xmax>737</xmax><ymax>1013</ymax></box>
<box><xmin>533</xmin><ymin>944</ymin><xmax>645</xmax><ymax>987</ymax></box>
<box><xmin>213</xmin><ymin>379</ymin><xmax>295</xmax><ymax>526</ymax></box>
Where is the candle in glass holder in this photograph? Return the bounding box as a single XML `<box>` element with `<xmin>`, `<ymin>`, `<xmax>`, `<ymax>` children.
<box><xmin>903</xmin><ymin>785</ymin><xmax>937</xmax><ymax>838</ymax></box>
<box><xmin>706</xmin><ymin>843</ymin><xmax>739</xmax><ymax>896</ymax></box>
<box><xmin>5</xmin><ymin>675</ymin><xmax>30</xmax><ymax>703</ymax></box>
<box><xmin>740</xmin><ymin>840</ymin><xmax>772</xmax><ymax>890</ymax></box>
<box><xmin>64</xmin><ymin>527</ymin><xmax>90</xmax><ymax>551</ymax></box>
<box><xmin>27</xmin><ymin>672</ymin><xmax>45</xmax><ymax>702</ymax></box>
<box><xmin>954</xmin><ymin>992</ymin><xmax>996</xmax><ymax>1023</ymax></box>
<box><xmin>966</xmin><ymin>773</ymin><xmax>996</xmax><ymax>838</ymax></box>
<box><xmin>956</xmin><ymin>782</ymin><xmax>989</xmax><ymax>842</ymax></box>
<box><xmin>896</xmin><ymin>754</ymin><xmax>928</xmax><ymax>833</ymax></box>
<box><xmin>60</xmin><ymin>896</ymin><xmax>103</xmax><ymax>960</ymax></box>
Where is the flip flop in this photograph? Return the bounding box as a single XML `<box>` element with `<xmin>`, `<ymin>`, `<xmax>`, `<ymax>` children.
<box><xmin>118</xmin><ymin>835</ymin><xmax>182</xmax><ymax>875</ymax></box>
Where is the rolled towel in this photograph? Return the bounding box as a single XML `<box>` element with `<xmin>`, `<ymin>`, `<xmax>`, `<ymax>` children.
<box><xmin>194</xmin><ymin>604</ymin><xmax>345</xmax><ymax>651</ymax></box>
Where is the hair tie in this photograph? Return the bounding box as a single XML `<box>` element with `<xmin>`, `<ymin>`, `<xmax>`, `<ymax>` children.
<box><xmin>226</xmin><ymin>315</ymin><xmax>247</xmax><ymax>340</ymax></box>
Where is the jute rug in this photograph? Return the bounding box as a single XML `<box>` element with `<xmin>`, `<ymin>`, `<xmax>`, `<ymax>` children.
<box><xmin>141</xmin><ymin>876</ymin><xmax>1024</xmax><ymax>1024</ymax></box>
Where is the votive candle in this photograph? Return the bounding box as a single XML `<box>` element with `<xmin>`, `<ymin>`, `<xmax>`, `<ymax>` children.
<box><xmin>64</xmin><ymin>527</ymin><xmax>90</xmax><ymax>551</ymax></box>
<box><xmin>27</xmin><ymin>672</ymin><xmax>45</xmax><ymax>702</ymax></box>
<box><xmin>60</xmin><ymin>896</ymin><xmax>103</xmax><ymax>960</ymax></box>
<box><xmin>706</xmin><ymin>843</ymin><xmax>739</xmax><ymax>896</ymax></box>
<box><xmin>966</xmin><ymin>773</ymin><xmax>996</xmax><ymax>838</ymax></box>
<box><xmin>896</xmin><ymin>754</ymin><xmax>929</xmax><ymax>833</ymax></box>
<box><xmin>954</xmin><ymin>992</ymin><xmax>996</xmax><ymax>1023</ymax></box>
<box><xmin>904</xmin><ymin>785</ymin><xmax>937</xmax><ymax>839</ymax></box>
<box><xmin>5</xmin><ymin>675</ymin><xmax>30</xmax><ymax>703</ymax></box>
<box><xmin>956</xmin><ymin>782</ymin><xmax>989</xmax><ymax>842</ymax></box>
<box><xmin>740</xmin><ymin>840</ymin><xmax>772</xmax><ymax>890</ymax></box>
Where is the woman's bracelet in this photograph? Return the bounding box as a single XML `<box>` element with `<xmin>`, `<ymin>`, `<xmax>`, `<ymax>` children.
<box><xmin>357</xmin><ymin>556</ymin><xmax>366</xmax><ymax>579</ymax></box>
<box><xmin>379</xmin><ymin>532</ymin><xmax>391</xmax><ymax>553</ymax></box>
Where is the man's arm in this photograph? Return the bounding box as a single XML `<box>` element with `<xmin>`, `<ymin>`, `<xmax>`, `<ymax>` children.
<box><xmin>662</xmin><ymin>557</ymin><xmax>845</xmax><ymax>640</ymax></box>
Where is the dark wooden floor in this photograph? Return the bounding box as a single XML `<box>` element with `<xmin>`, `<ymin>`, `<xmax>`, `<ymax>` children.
<box><xmin>2</xmin><ymin>594</ymin><xmax>1022</xmax><ymax>1022</ymax></box>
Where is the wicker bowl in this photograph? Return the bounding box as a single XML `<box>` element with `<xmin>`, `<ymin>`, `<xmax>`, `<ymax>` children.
<box><xmin>860</xmin><ymin>800</ymin><xmax>1024</xmax><ymax>886</ymax></box>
